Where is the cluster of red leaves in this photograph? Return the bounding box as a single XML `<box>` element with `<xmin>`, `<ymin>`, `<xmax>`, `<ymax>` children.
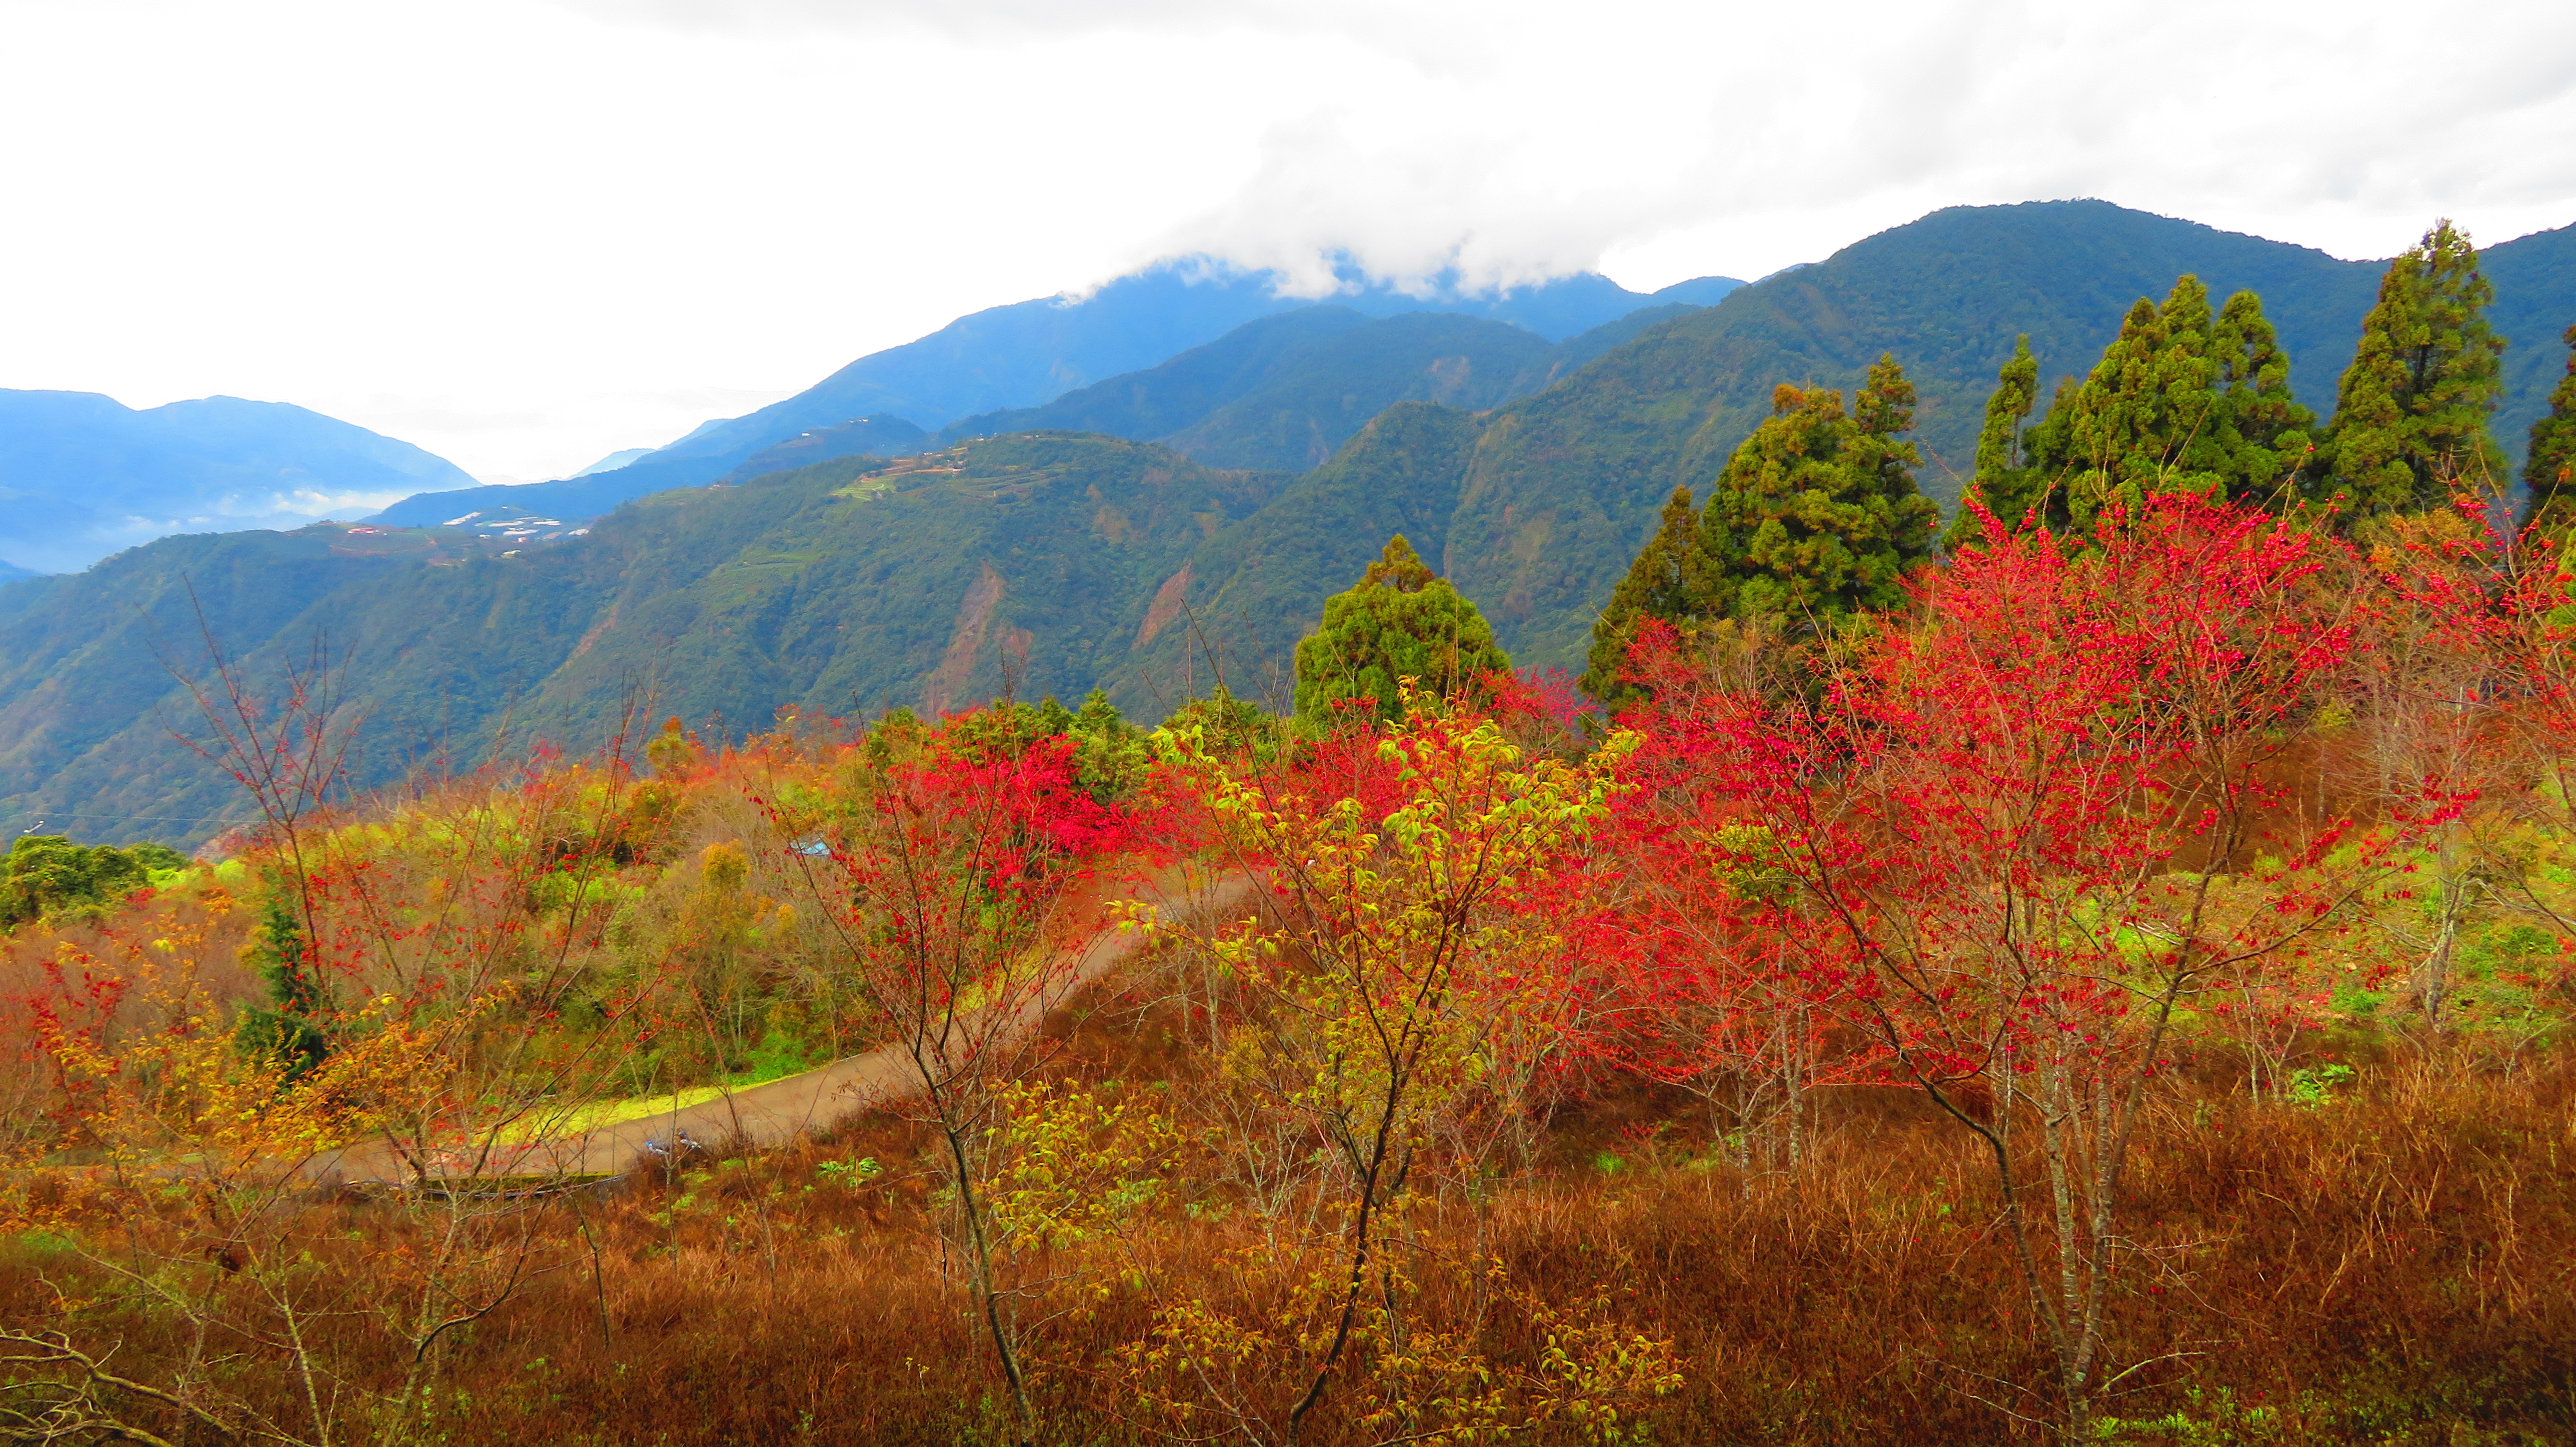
<box><xmin>1589</xmin><ymin>495</ymin><xmax>2383</xmax><ymax>1102</ymax></box>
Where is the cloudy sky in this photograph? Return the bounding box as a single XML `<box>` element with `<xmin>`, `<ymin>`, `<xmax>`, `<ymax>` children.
<box><xmin>4</xmin><ymin>0</ymin><xmax>2574</xmax><ymax>482</ymax></box>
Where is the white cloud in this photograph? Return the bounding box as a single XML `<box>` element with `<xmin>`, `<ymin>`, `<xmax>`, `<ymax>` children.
<box><xmin>2</xmin><ymin>0</ymin><xmax>2571</xmax><ymax>480</ymax></box>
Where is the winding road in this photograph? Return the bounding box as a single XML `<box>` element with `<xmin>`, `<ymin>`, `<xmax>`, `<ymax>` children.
<box><xmin>307</xmin><ymin>866</ymin><xmax>1250</xmax><ymax>1188</ymax></box>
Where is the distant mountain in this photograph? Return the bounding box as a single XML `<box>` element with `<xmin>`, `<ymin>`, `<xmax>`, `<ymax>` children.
<box><xmin>0</xmin><ymin>559</ymin><xmax>38</xmax><ymax>585</ymax></box>
<box><xmin>2487</xmin><ymin>220</ymin><xmax>2576</xmax><ymax>465</ymax></box>
<box><xmin>656</xmin><ymin>265</ymin><xmax>1741</xmax><ymax>459</ymax></box>
<box><xmin>363</xmin><ymin>263</ymin><xmax>1746</xmax><ymax>526</ymax></box>
<box><xmin>938</xmin><ymin>309</ymin><xmax>1563</xmax><ymax>472</ymax></box>
<box><xmin>1160</xmin><ymin>314</ymin><xmax>1556</xmax><ymax>471</ymax></box>
<box><xmin>0</xmin><ymin>391</ymin><xmax>478</xmax><ymax>573</ymax></box>
<box><xmin>573</xmin><ymin>448</ymin><xmax>656</xmax><ymax>477</ymax></box>
<box><xmin>901</xmin><ymin>299</ymin><xmax>1745</xmax><ymax>477</ymax></box>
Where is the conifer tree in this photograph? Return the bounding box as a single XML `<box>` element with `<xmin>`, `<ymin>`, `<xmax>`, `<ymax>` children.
<box><xmin>1583</xmin><ymin>484</ymin><xmax>1719</xmax><ymax>709</ymax></box>
<box><xmin>237</xmin><ymin>893</ymin><xmax>330</xmax><ymax>1080</ymax></box>
<box><xmin>1947</xmin><ymin>335</ymin><xmax>2043</xmax><ymax>547</ymax></box>
<box><xmin>1293</xmin><ymin>535</ymin><xmax>1511</xmax><ymax>725</ymax></box>
<box><xmin>2062</xmin><ymin>279</ymin><xmax>2230</xmax><ymax>530</ymax></box>
<box><xmin>1701</xmin><ymin>356</ymin><xmax>1939</xmax><ymax>625</ymax></box>
<box><xmin>2205</xmin><ymin>289</ymin><xmax>2318</xmax><ymax>505</ymax></box>
<box><xmin>2314</xmin><ymin>219</ymin><xmax>2507</xmax><ymax>517</ymax></box>
<box><xmin>2523</xmin><ymin>324</ymin><xmax>2576</xmax><ymax>535</ymax></box>
<box><xmin>1999</xmin><ymin>276</ymin><xmax>2316</xmax><ymax>537</ymax></box>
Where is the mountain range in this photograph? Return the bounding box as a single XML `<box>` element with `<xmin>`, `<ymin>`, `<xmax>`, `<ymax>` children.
<box><xmin>0</xmin><ymin>392</ymin><xmax>478</xmax><ymax>574</ymax></box>
<box><xmin>366</xmin><ymin>266</ymin><xmax>1741</xmax><ymax>527</ymax></box>
<box><xmin>4</xmin><ymin>199</ymin><xmax>2572</xmax><ymax>847</ymax></box>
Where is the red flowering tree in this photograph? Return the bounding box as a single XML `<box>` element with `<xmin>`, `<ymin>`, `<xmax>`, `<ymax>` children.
<box><xmin>1641</xmin><ymin>496</ymin><xmax>2385</xmax><ymax>1437</ymax></box>
<box><xmin>2351</xmin><ymin>491</ymin><xmax>2576</xmax><ymax>1026</ymax></box>
<box><xmin>779</xmin><ymin>724</ymin><xmax>1129</xmax><ymax>1443</ymax></box>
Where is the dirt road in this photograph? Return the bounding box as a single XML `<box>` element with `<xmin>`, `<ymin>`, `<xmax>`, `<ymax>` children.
<box><xmin>308</xmin><ymin>866</ymin><xmax>1249</xmax><ymax>1187</ymax></box>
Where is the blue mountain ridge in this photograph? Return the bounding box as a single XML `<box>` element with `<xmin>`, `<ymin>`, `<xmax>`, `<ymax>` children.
<box><xmin>0</xmin><ymin>391</ymin><xmax>479</xmax><ymax>574</ymax></box>
<box><xmin>365</xmin><ymin>263</ymin><xmax>1742</xmax><ymax>527</ymax></box>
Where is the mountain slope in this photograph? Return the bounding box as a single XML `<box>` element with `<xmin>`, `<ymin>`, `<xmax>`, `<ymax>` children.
<box><xmin>369</xmin><ymin>416</ymin><xmax>933</xmax><ymax>528</ymax></box>
<box><xmin>0</xmin><ymin>391</ymin><xmax>477</xmax><ymax>573</ymax></box>
<box><xmin>0</xmin><ymin>529</ymin><xmax>427</xmax><ymax>840</ymax></box>
<box><xmin>939</xmin><ymin>310</ymin><xmax>1377</xmax><ymax>452</ymax></box>
<box><xmin>2487</xmin><ymin>221</ymin><xmax>2576</xmax><ymax>462</ymax></box>
<box><xmin>1100</xmin><ymin>402</ymin><xmax>1486</xmax><ymax>713</ymax></box>
<box><xmin>1161</xmin><ymin>314</ymin><xmax>1557</xmax><ymax>471</ymax></box>
<box><xmin>0</xmin><ymin>435</ymin><xmax>1292</xmax><ymax>845</ymax></box>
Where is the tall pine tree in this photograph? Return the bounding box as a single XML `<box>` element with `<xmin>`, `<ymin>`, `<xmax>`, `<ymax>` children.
<box><xmin>2523</xmin><ymin>324</ymin><xmax>2576</xmax><ymax>535</ymax></box>
<box><xmin>1947</xmin><ymin>335</ymin><xmax>2043</xmax><ymax>546</ymax></box>
<box><xmin>2314</xmin><ymin>219</ymin><xmax>2506</xmax><ymax>517</ymax></box>
<box><xmin>1962</xmin><ymin>278</ymin><xmax>2313</xmax><ymax>542</ymax></box>
<box><xmin>2062</xmin><ymin>278</ymin><xmax>2236</xmax><ymax>530</ymax></box>
<box><xmin>1701</xmin><ymin>355</ymin><xmax>1939</xmax><ymax>624</ymax></box>
<box><xmin>1583</xmin><ymin>484</ymin><xmax>1718</xmax><ymax>710</ymax></box>
<box><xmin>2207</xmin><ymin>288</ymin><xmax>2317</xmax><ymax>502</ymax></box>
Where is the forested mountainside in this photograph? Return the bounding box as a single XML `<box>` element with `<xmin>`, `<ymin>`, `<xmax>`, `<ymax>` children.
<box><xmin>1105</xmin><ymin>401</ymin><xmax>1489</xmax><ymax>707</ymax></box>
<box><xmin>0</xmin><ymin>391</ymin><xmax>477</xmax><ymax>573</ymax></box>
<box><xmin>0</xmin><ymin>436</ymin><xmax>1293</xmax><ymax>845</ymax></box>
<box><xmin>364</xmin><ymin>265</ymin><xmax>1742</xmax><ymax>526</ymax></box>
<box><xmin>1317</xmin><ymin>200</ymin><xmax>2576</xmax><ymax>669</ymax></box>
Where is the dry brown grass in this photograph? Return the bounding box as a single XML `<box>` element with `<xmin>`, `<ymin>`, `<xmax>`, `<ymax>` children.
<box><xmin>5</xmin><ymin>1030</ymin><xmax>2572</xmax><ymax>1446</ymax></box>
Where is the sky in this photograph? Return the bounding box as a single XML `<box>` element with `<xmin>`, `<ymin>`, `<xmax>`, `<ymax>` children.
<box><xmin>3</xmin><ymin>0</ymin><xmax>2574</xmax><ymax>484</ymax></box>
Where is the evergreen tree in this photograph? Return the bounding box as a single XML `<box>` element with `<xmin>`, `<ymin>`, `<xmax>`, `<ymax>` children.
<box><xmin>1984</xmin><ymin>277</ymin><xmax>2317</xmax><ymax>538</ymax></box>
<box><xmin>1292</xmin><ymin>535</ymin><xmax>1512</xmax><ymax>725</ymax></box>
<box><xmin>1946</xmin><ymin>335</ymin><xmax>2043</xmax><ymax>547</ymax></box>
<box><xmin>2062</xmin><ymin>279</ymin><xmax>2228</xmax><ymax>530</ymax></box>
<box><xmin>2523</xmin><ymin>324</ymin><xmax>2576</xmax><ymax>535</ymax></box>
<box><xmin>1701</xmin><ymin>357</ymin><xmax>1940</xmax><ymax>625</ymax></box>
<box><xmin>1068</xmin><ymin>687</ymin><xmax>1149</xmax><ymax>802</ymax></box>
<box><xmin>2207</xmin><ymin>289</ymin><xmax>2317</xmax><ymax>501</ymax></box>
<box><xmin>237</xmin><ymin>893</ymin><xmax>330</xmax><ymax>1081</ymax></box>
<box><xmin>2314</xmin><ymin>219</ymin><xmax>2507</xmax><ymax>517</ymax></box>
<box><xmin>1583</xmin><ymin>484</ymin><xmax>1719</xmax><ymax>710</ymax></box>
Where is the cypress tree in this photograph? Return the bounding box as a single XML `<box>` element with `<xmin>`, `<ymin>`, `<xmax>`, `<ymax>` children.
<box><xmin>2523</xmin><ymin>324</ymin><xmax>2576</xmax><ymax>535</ymax></box>
<box><xmin>1293</xmin><ymin>535</ymin><xmax>1511</xmax><ymax>725</ymax></box>
<box><xmin>2063</xmin><ymin>278</ymin><xmax>2234</xmax><ymax>530</ymax></box>
<box><xmin>2314</xmin><ymin>219</ymin><xmax>2507</xmax><ymax>517</ymax></box>
<box><xmin>1583</xmin><ymin>484</ymin><xmax>1719</xmax><ymax>710</ymax></box>
<box><xmin>2064</xmin><ymin>294</ymin><xmax>2181</xmax><ymax>531</ymax></box>
<box><xmin>2206</xmin><ymin>289</ymin><xmax>2318</xmax><ymax>505</ymax></box>
<box><xmin>1946</xmin><ymin>335</ymin><xmax>2043</xmax><ymax>547</ymax></box>
<box><xmin>1702</xmin><ymin>356</ymin><xmax>1939</xmax><ymax>625</ymax></box>
<box><xmin>2001</xmin><ymin>275</ymin><xmax>2317</xmax><ymax>535</ymax></box>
